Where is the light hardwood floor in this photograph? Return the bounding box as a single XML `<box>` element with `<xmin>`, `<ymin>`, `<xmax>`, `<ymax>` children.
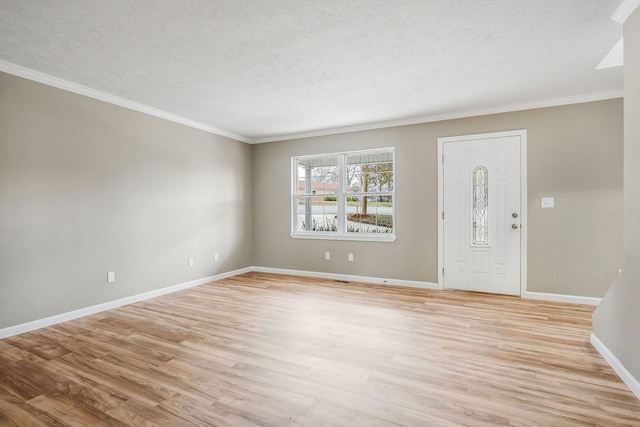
<box><xmin>1</xmin><ymin>272</ymin><xmax>639</xmax><ymax>426</ymax></box>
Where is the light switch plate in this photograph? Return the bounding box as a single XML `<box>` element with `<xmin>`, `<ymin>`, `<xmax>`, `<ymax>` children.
<box><xmin>107</xmin><ymin>271</ymin><xmax>115</xmax><ymax>283</ymax></box>
<box><xmin>541</xmin><ymin>197</ymin><xmax>555</xmax><ymax>208</ymax></box>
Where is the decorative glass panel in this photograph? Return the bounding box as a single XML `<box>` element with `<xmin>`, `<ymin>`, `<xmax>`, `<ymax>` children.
<box><xmin>472</xmin><ymin>166</ymin><xmax>488</xmax><ymax>245</ymax></box>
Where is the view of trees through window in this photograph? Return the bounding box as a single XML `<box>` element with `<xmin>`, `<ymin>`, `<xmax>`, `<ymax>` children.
<box><xmin>293</xmin><ymin>149</ymin><xmax>395</xmax><ymax>237</ymax></box>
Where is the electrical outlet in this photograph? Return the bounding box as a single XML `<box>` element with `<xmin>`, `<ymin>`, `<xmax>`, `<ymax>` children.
<box><xmin>325</xmin><ymin>252</ymin><xmax>331</xmax><ymax>261</ymax></box>
<box><xmin>188</xmin><ymin>257</ymin><xmax>194</xmax><ymax>267</ymax></box>
<box><xmin>348</xmin><ymin>253</ymin><xmax>354</xmax><ymax>262</ymax></box>
<box><xmin>215</xmin><ymin>253</ymin><xmax>219</xmax><ymax>262</ymax></box>
<box><xmin>107</xmin><ymin>271</ymin><xmax>115</xmax><ymax>283</ymax></box>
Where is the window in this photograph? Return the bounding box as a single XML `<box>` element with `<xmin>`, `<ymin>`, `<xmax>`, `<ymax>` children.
<box><xmin>292</xmin><ymin>148</ymin><xmax>395</xmax><ymax>241</ymax></box>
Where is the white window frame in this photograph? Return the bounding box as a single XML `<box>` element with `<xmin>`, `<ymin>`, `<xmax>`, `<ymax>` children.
<box><xmin>291</xmin><ymin>148</ymin><xmax>396</xmax><ymax>242</ymax></box>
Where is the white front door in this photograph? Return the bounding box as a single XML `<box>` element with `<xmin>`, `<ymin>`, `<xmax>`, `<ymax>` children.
<box><xmin>440</xmin><ymin>132</ymin><xmax>524</xmax><ymax>295</ymax></box>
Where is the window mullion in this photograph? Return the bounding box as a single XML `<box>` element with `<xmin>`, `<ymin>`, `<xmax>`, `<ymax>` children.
<box><xmin>337</xmin><ymin>154</ymin><xmax>346</xmax><ymax>233</ymax></box>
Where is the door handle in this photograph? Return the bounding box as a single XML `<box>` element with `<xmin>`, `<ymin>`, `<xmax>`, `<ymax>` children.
<box><xmin>512</xmin><ymin>224</ymin><xmax>519</xmax><ymax>230</ymax></box>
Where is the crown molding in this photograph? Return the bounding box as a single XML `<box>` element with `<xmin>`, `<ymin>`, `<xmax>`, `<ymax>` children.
<box><xmin>612</xmin><ymin>0</ymin><xmax>640</xmax><ymax>24</ymax></box>
<box><xmin>0</xmin><ymin>60</ymin><xmax>251</xmax><ymax>143</ymax></box>
<box><xmin>0</xmin><ymin>60</ymin><xmax>624</xmax><ymax>146</ymax></box>
<box><xmin>252</xmin><ymin>90</ymin><xmax>623</xmax><ymax>143</ymax></box>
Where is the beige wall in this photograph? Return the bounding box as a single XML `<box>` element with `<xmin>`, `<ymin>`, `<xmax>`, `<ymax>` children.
<box><xmin>0</xmin><ymin>72</ymin><xmax>253</xmax><ymax>329</ymax></box>
<box><xmin>253</xmin><ymin>99</ymin><xmax>623</xmax><ymax>297</ymax></box>
<box><xmin>0</xmin><ymin>62</ymin><xmax>626</xmax><ymax>331</ymax></box>
<box><xmin>593</xmin><ymin>7</ymin><xmax>640</xmax><ymax>381</ymax></box>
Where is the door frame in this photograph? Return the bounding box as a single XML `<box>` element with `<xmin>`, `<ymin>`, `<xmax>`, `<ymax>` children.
<box><xmin>437</xmin><ymin>130</ymin><xmax>528</xmax><ymax>295</ymax></box>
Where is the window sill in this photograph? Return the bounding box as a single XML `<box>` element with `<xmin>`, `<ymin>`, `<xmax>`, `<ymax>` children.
<box><xmin>290</xmin><ymin>232</ymin><xmax>396</xmax><ymax>242</ymax></box>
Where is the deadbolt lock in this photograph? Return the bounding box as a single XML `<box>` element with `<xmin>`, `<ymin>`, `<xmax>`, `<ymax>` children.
<box><xmin>512</xmin><ymin>213</ymin><xmax>518</xmax><ymax>218</ymax></box>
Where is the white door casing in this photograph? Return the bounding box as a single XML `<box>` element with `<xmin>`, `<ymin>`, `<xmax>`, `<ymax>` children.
<box><xmin>437</xmin><ymin>130</ymin><xmax>527</xmax><ymax>296</ymax></box>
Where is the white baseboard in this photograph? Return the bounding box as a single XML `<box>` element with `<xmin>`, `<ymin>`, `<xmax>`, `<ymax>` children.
<box><xmin>251</xmin><ymin>268</ymin><xmax>601</xmax><ymax>304</ymax></box>
<box><xmin>0</xmin><ymin>266</ymin><xmax>603</xmax><ymax>340</ymax></box>
<box><xmin>251</xmin><ymin>266</ymin><xmax>439</xmax><ymax>290</ymax></box>
<box><xmin>522</xmin><ymin>291</ymin><xmax>601</xmax><ymax>306</ymax></box>
<box><xmin>0</xmin><ymin>267</ymin><xmax>253</xmax><ymax>340</ymax></box>
<box><xmin>591</xmin><ymin>333</ymin><xmax>640</xmax><ymax>400</ymax></box>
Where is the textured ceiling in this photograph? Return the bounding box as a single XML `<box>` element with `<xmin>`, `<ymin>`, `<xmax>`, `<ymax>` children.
<box><xmin>0</xmin><ymin>0</ymin><xmax>624</xmax><ymax>142</ymax></box>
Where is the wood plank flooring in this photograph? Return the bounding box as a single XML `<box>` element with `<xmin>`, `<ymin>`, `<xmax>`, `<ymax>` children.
<box><xmin>1</xmin><ymin>272</ymin><xmax>639</xmax><ymax>426</ymax></box>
